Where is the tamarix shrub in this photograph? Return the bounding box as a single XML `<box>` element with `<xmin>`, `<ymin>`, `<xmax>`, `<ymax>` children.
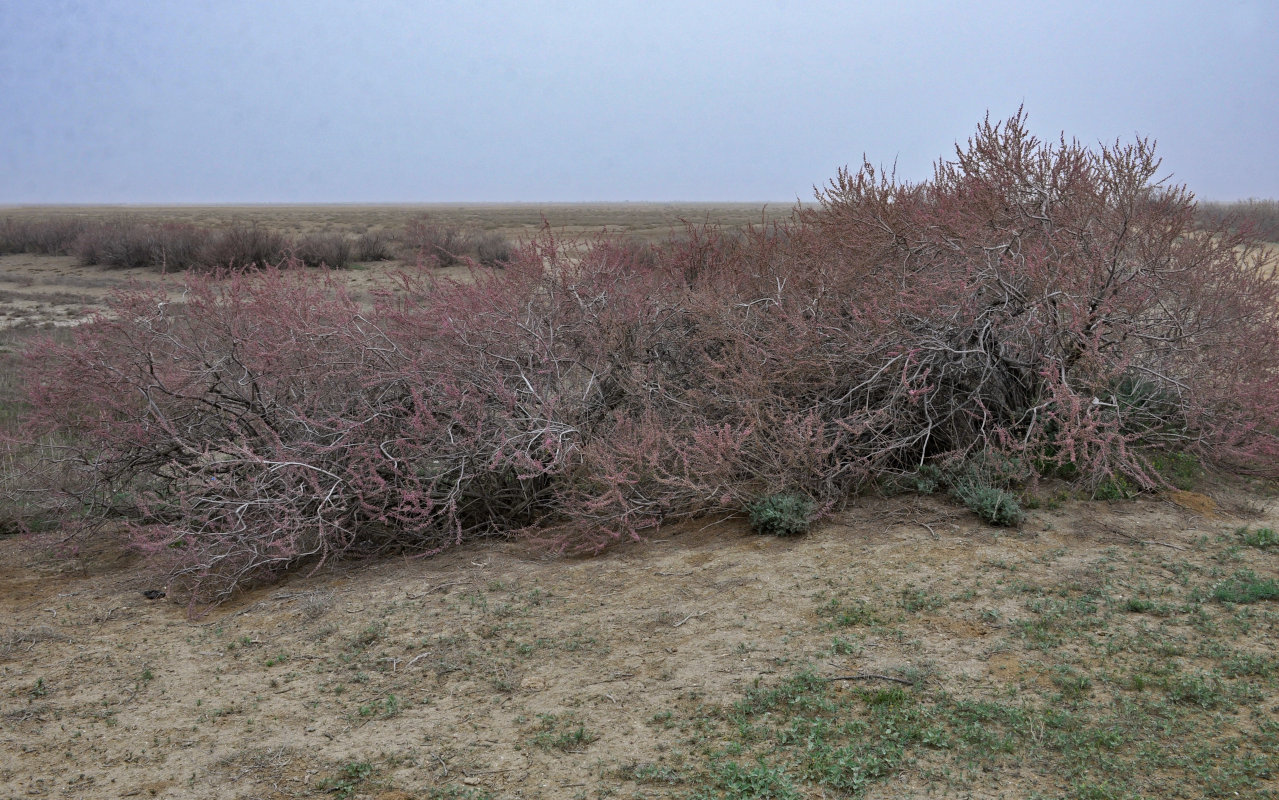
<box><xmin>12</xmin><ymin>111</ymin><xmax>1279</xmax><ymax>609</ymax></box>
<box><xmin>793</xmin><ymin>109</ymin><xmax>1279</xmax><ymax>487</ymax></box>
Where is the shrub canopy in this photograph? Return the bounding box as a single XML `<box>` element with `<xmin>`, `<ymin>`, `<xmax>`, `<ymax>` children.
<box><xmin>13</xmin><ymin>111</ymin><xmax>1278</xmax><ymax>609</ymax></box>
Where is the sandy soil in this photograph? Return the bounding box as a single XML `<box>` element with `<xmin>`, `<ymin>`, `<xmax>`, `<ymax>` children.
<box><xmin>1</xmin><ymin>485</ymin><xmax>1274</xmax><ymax>799</ymax></box>
<box><xmin>0</xmin><ymin>254</ymin><xmax>167</xmax><ymax>329</ymax></box>
<box><xmin>0</xmin><ymin>253</ymin><xmax>434</xmax><ymax>332</ymax></box>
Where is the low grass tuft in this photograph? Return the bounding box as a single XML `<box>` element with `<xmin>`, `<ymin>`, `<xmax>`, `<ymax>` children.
<box><xmin>746</xmin><ymin>493</ymin><xmax>816</xmax><ymax>536</ymax></box>
<box><xmin>1211</xmin><ymin>570</ymin><xmax>1279</xmax><ymax>604</ymax></box>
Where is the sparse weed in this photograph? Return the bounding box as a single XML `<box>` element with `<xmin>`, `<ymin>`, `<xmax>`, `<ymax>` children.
<box><xmin>1152</xmin><ymin>452</ymin><xmax>1201</xmax><ymax>490</ymax></box>
<box><xmin>1050</xmin><ymin>666</ymin><xmax>1093</xmax><ymax>700</ymax></box>
<box><xmin>626</xmin><ymin>761</ymin><xmax>682</xmax><ymax>784</ymax></box>
<box><xmin>1161</xmin><ymin>671</ymin><xmax>1227</xmax><ymax>709</ymax></box>
<box><xmin>817</xmin><ymin>597</ymin><xmax>878</xmax><ymax>628</ymax></box>
<box><xmin>1239</xmin><ymin>526</ymin><xmax>1278</xmax><ymax>549</ymax></box>
<box><xmin>348</xmin><ymin>623</ymin><xmax>385</xmax><ymax>652</ymax></box>
<box><xmin>357</xmin><ymin>694</ymin><xmax>401</xmax><ymax>719</ymax></box>
<box><xmin>318</xmin><ymin>761</ymin><xmax>373</xmax><ymax>799</ymax></box>
<box><xmin>899</xmin><ymin>586</ymin><xmax>944</xmax><ymax>613</ymax></box>
<box><xmin>908</xmin><ymin>464</ymin><xmax>944</xmax><ymax>494</ymax></box>
<box><xmin>426</xmin><ymin>787</ymin><xmax>495</xmax><ymax>800</ymax></box>
<box><xmin>699</xmin><ymin>759</ymin><xmax>802</xmax><ymax>799</ymax></box>
<box><xmin>531</xmin><ymin>714</ymin><xmax>599</xmax><ymax>752</ymax></box>
<box><xmin>300</xmin><ymin>591</ymin><xmax>334</xmax><ymax>620</ymax></box>
<box><xmin>1094</xmin><ymin>474</ymin><xmax>1140</xmax><ymax>501</ymax></box>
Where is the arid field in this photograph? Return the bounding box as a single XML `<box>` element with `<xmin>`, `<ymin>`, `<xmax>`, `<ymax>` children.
<box><xmin>1</xmin><ymin>203</ymin><xmax>1277</xmax><ymax>800</ymax></box>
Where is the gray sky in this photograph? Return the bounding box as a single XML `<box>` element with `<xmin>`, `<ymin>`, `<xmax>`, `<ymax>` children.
<box><xmin>1</xmin><ymin>0</ymin><xmax>1275</xmax><ymax>203</ymax></box>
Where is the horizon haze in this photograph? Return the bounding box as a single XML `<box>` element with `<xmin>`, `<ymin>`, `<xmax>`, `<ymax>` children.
<box><xmin>2</xmin><ymin>0</ymin><xmax>1276</xmax><ymax>204</ymax></box>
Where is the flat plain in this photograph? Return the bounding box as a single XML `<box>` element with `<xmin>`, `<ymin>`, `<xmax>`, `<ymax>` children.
<box><xmin>0</xmin><ymin>202</ymin><xmax>794</xmax><ymax>241</ymax></box>
<box><xmin>0</xmin><ymin>205</ymin><xmax>1276</xmax><ymax>799</ymax></box>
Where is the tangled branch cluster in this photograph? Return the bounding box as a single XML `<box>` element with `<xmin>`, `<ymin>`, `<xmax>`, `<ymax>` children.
<box><xmin>14</xmin><ymin>111</ymin><xmax>1278</xmax><ymax>608</ymax></box>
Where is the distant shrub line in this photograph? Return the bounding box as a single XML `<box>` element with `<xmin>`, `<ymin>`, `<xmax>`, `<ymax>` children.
<box><xmin>7</xmin><ymin>111</ymin><xmax>1279</xmax><ymax>611</ymax></box>
<box><xmin>1195</xmin><ymin>199</ymin><xmax>1279</xmax><ymax>243</ymax></box>
<box><xmin>402</xmin><ymin>217</ymin><xmax>514</xmax><ymax>267</ymax></box>
<box><xmin>0</xmin><ymin>215</ymin><xmax>516</xmax><ymax>271</ymax></box>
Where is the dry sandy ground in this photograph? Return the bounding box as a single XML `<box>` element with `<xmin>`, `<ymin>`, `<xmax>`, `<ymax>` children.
<box><xmin>1</xmin><ymin>486</ymin><xmax>1275</xmax><ymax>799</ymax></box>
<box><xmin>0</xmin><ymin>254</ymin><xmax>165</xmax><ymax>330</ymax></box>
<box><xmin>0</xmin><ymin>253</ymin><xmax>432</xmax><ymax>332</ymax></box>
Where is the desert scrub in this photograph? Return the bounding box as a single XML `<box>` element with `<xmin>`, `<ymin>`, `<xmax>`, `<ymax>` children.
<box><xmin>293</xmin><ymin>232</ymin><xmax>352</xmax><ymax>269</ymax></box>
<box><xmin>0</xmin><ymin>216</ymin><xmax>90</xmax><ymax>255</ymax></box>
<box><xmin>404</xmin><ymin>215</ymin><xmax>470</xmax><ymax>266</ymax></box>
<box><xmin>1196</xmin><ymin>198</ymin><xmax>1279</xmax><ymax>243</ymax></box>
<box><xmin>951</xmin><ymin>480</ymin><xmax>1025</xmax><ymax>527</ymax></box>
<box><xmin>354</xmin><ymin>230</ymin><xmax>395</xmax><ymax>261</ymax></box>
<box><xmin>895</xmin><ymin>454</ymin><xmax>1026</xmax><ymax>526</ymax></box>
<box><xmin>746</xmin><ymin>493</ymin><xmax>817</xmax><ymax>536</ymax></box>
<box><xmin>18</xmin><ymin>111</ymin><xmax>1279</xmax><ymax>606</ymax></box>
<box><xmin>472</xmin><ymin>231</ymin><xmax>514</xmax><ymax>266</ymax></box>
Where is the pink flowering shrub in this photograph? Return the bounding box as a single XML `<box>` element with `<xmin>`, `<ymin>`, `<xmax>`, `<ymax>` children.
<box><xmin>796</xmin><ymin>110</ymin><xmax>1279</xmax><ymax>485</ymax></box>
<box><xmin>12</xmin><ymin>111</ymin><xmax>1278</xmax><ymax>608</ymax></box>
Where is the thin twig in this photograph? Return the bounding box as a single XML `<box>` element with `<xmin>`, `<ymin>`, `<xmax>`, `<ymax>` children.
<box><xmin>429</xmin><ymin>580</ymin><xmax>467</xmax><ymax>593</ymax></box>
<box><xmin>197</xmin><ymin>600</ymin><xmax>268</xmax><ymax>626</ymax></box>
<box><xmin>1141</xmin><ymin>539</ymin><xmax>1189</xmax><ymax>551</ymax></box>
<box><xmin>1107</xmin><ymin>527</ymin><xmax>1190</xmax><ymax>551</ymax></box>
<box><xmin>672</xmin><ymin>611</ymin><xmax>706</xmax><ymax>628</ymax></box>
<box><xmin>821</xmin><ymin>673</ymin><xmax>914</xmax><ymax>686</ymax></box>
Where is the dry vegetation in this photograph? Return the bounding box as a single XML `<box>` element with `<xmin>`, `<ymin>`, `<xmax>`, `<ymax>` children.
<box><xmin>0</xmin><ymin>203</ymin><xmax>792</xmax><ymax>261</ymax></box>
<box><xmin>1197</xmin><ymin>199</ymin><xmax>1279</xmax><ymax>244</ymax></box>
<box><xmin>1</xmin><ymin>117</ymin><xmax>1278</xmax><ymax>798</ymax></box>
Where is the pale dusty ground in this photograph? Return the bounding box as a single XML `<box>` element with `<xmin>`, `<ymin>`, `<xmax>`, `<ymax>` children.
<box><xmin>0</xmin><ymin>253</ymin><xmax>433</xmax><ymax>332</ymax></box>
<box><xmin>0</xmin><ymin>486</ymin><xmax>1273</xmax><ymax>799</ymax></box>
<box><xmin>0</xmin><ymin>254</ymin><xmax>167</xmax><ymax>329</ymax></box>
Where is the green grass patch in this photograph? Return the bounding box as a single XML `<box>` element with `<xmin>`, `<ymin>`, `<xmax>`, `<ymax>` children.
<box><xmin>1212</xmin><ymin>570</ymin><xmax>1279</xmax><ymax>604</ymax></box>
<box><xmin>636</xmin><ymin>534</ymin><xmax>1279</xmax><ymax>798</ymax></box>
<box><xmin>1239</xmin><ymin>526</ymin><xmax>1279</xmax><ymax>550</ymax></box>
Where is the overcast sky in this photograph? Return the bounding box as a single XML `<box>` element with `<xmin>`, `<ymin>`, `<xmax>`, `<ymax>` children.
<box><xmin>1</xmin><ymin>0</ymin><xmax>1275</xmax><ymax>203</ymax></box>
